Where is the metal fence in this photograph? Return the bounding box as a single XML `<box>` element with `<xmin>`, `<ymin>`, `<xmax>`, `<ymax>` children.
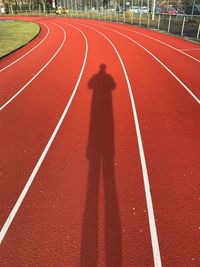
<box><xmin>1</xmin><ymin>9</ymin><xmax>200</xmax><ymax>41</ymax></box>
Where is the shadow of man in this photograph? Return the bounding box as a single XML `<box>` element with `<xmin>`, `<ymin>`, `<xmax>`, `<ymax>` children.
<box><xmin>80</xmin><ymin>64</ymin><xmax>122</xmax><ymax>267</ymax></box>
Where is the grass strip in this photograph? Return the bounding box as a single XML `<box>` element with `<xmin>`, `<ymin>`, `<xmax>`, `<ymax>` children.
<box><xmin>0</xmin><ymin>20</ymin><xmax>40</xmax><ymax>58</ymax></box>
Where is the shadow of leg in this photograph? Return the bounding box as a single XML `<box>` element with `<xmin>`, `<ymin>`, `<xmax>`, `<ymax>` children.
<box><xmin>80</xmin><ymin>158</ymin><xmax>100</xmax><ymax>267</ymax></box>
<box><xmin>103</xmin><ymin>155</ymin><xmax>122</xmax><ymax>267</ymax></box>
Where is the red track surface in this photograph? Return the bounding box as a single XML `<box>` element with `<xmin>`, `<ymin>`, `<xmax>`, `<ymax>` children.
<box><xmin>0</xmin><ymin>17</ymin><xmax>200</xmax><ymax>267</ymax></box>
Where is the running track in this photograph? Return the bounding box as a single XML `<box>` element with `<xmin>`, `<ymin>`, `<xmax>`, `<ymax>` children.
<box><xmin>0</xmin><ymin>16</ymin><xmax>200</xmax><ymax>267</ymax></box>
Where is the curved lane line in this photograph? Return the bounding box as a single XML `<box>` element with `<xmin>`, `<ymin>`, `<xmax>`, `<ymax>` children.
<box><xmin>0</xmin><ymin>23</ymin><xmax>65</xmax><ymax>112</ymax></box>
<box><xmin>0</xmin><ymin>22</ymin><xmax>50</xmax><ymax>73</ymax></box>
<box><xmin>109</xmin><ymin>23</ymin><xmax>200</xmax><ymax>63</ymax></box>
<box><xmin>81</xmin><ymin>21</ymin><xmax>200</xmax><ymax>105</ymax></box>
<box><xmin>0</xmin><ymin>24</ymin><xmax>88</xmax><ymax>245</ymax></box>
<box><xmin>85</xmin><ymin>20</ymin><xmax>200</xmax><ymax>63</ymax></box>
<box><xmin>74</xmin><ymin>22</ymin><xmax>162</xmax><ymax>267</ymax></box>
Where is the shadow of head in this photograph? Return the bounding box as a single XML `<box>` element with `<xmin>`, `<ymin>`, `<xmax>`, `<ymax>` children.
<box><xmin>99</xmin><ymin>63</ymin><xmax>106</xmax><ymax>72</ymax></box>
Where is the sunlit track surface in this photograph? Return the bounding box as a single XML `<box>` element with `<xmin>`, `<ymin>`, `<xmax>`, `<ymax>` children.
<box><xmin>0</xmin><ymin>17</ymin><xmax>200</xmax><ymax>267</ymax></box>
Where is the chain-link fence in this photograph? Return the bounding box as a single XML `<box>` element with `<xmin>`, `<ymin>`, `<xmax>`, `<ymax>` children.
<box><xmin>0</xmin><ymin>7</ymin><xmax>200</xmax><ymax>41</ymax></box>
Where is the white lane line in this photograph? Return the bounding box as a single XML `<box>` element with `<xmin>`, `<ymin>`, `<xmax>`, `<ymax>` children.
<box><xmin>0</xmin><ymin>22</ymin><xmax>50</xmax><ymax>73</ymax></box>
<box><xmin>0</xmin><ymin>24</ymin><xmax>88</xmax><ymax>245</ymax></box>
<box><xmin>86</xmin><ymin>20</ymin><xmax>200</xmax><ymax>63</ymax></box>
<box><xmin>83</xmin><ymin>21</ymin><xmax>200</xmax><ymax>105</ymax></box>
<box><xmin>0</xmin><ymin>23</ymin><xmax>65</xmax><ymax>112</ymax></box>
<box><xmin>76</xmin><ymin>22</ymin><xmax>162</xmax><ymax>267</ymax></box>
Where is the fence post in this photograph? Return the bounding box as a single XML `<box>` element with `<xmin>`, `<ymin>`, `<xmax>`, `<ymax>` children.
<box><xmin>139</xmin><ymin>12</ymin><xmax>142</xmax><ymax>26</ymax></box>
<box><xmin>181</xmin><ymin>16</ymin><xmax>186</xmax><ymax>36</ymax></box>
<box><xmin>197</xmin><ymin>22</ymin><xmax>200</xmax><ymax>39</ymax></box>
<box><xmin>158</xmin><ymin>14</ymin><xmax>161</xmax><ymax>30</ymax></box>
<box><xmin>167</xmin><ymin>15</ymin><xmax>171</xmax><ymax>33</ymax></box>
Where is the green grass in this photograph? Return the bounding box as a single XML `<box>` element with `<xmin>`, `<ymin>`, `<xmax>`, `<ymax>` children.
<box><xmin>0</xmin><ymin>20</ymin><xmax>40</xmax><ymax>58</ymax></box>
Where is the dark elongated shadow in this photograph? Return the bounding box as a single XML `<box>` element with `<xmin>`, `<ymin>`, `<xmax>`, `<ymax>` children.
<box><xmin>80</xmin><ymin>64</ymin><xmax>122</xmax><ymax>267</ymax></box>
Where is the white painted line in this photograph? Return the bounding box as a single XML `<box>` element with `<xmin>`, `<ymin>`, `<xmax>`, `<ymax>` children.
<box><xmin>0</xmin><ymin>23</ymin><xmax>65</xmax><ymax>112</ymax></box>
<box><xmin>119</xmin><ymin>26</ymin><xmax>200</xmax><ymax>63</ymax></box>
<box><xmin>87</xmin><ymin>20</ymin><xmax>200</xmax><ymax>63</ymax></box>
<box><xmin>85</xmin><ymin>22</ymin><xmax>200</xmax><ymax>105</ymax></box>
<box><xmin>0</xmin><ymin>24</ymin><xmax>88</xmax><ymax>245</ymax></box>
<box><xmin>77</xmin><ymin>22</ymin><xmax>162</xmax><ymax>267</ymax></box>
<box><xmin>0</xmin><ymin>22</ymin><xmax>50</xmax><ymax>73</ymax></box>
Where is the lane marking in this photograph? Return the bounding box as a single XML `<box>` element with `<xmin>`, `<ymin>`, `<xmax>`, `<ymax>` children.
<box><xmin>0</xmin><ymin>23</ymin><xmax>65</xmax><ymax>112</ymax></box>
<box><xmin>0</xmin><ymin>22</ymin><xmax>50</xmax><ymax>73</ymax></box>
<box><xmin>75</xmin><ymin>22</ymin><xmax>162</xmax><ymax>267</ymax></box>
<box><xmin>85</xmin><ymin>20</ymin><xmax>200</xmax><ymax>63</ymax></box>
<box><xmin>0</xmin><ymin>24</ymin><xmax>88</xmax><ymax>245</ymax></box>
<box><xmin>81</xmin><ymin>21</ymin><xmax>200</xmax><ymax>105</ymax></box>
